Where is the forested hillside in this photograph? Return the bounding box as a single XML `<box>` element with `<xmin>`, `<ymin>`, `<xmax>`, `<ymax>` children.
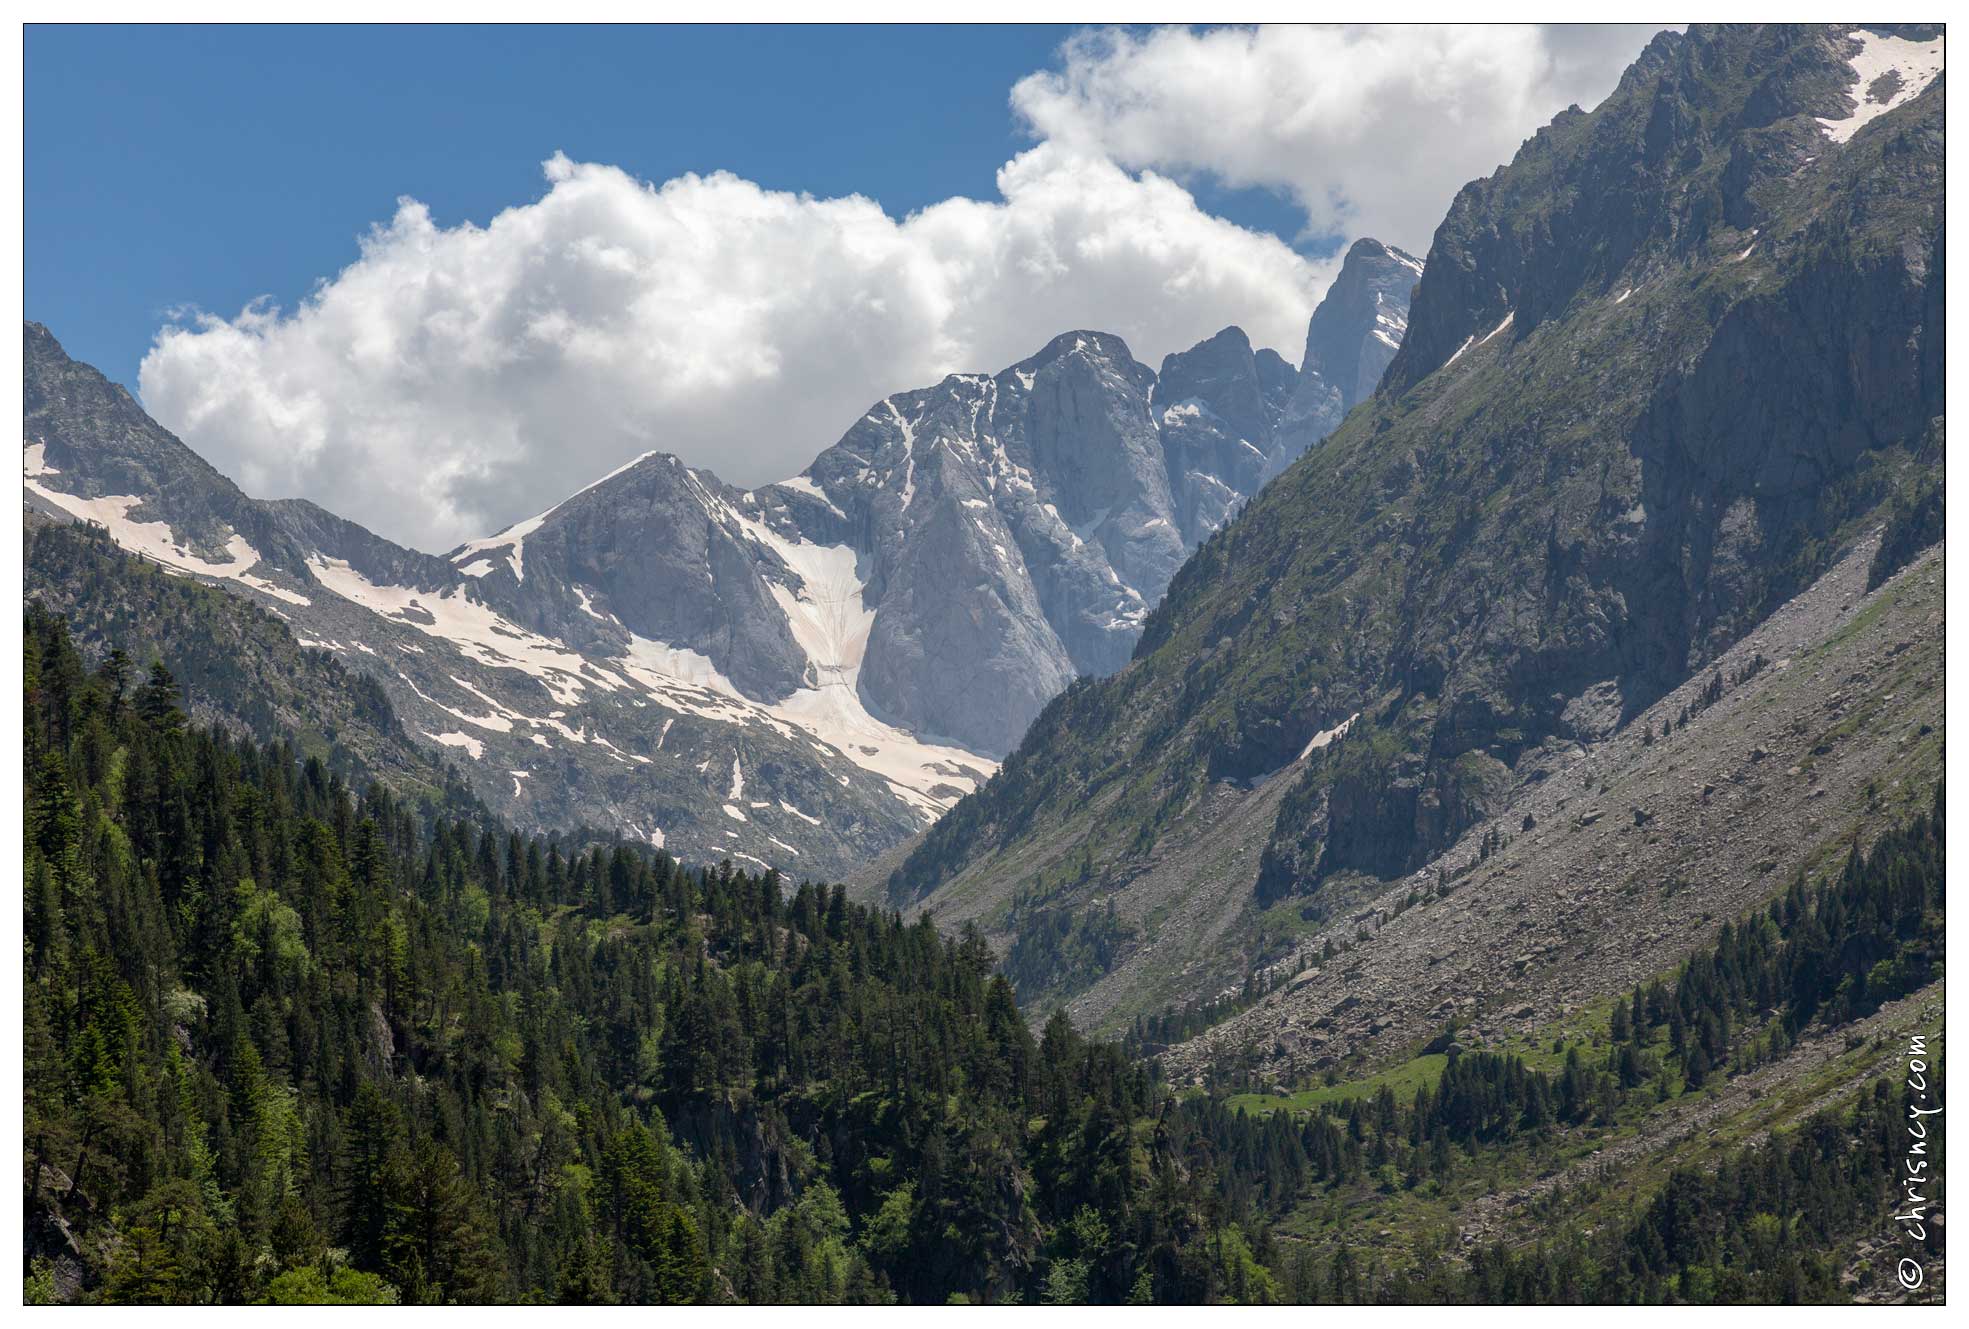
<box><xmin>22</xmin><ymin>603</ymin><xmax>1944</xmax><ymax>1303</ymax></box>
<box><xmin>20</xmin><ymin>606</ymin><xmax>1320</xmax><ymax>1304</ymax></box>
<box><xmin>26</xmin><ymin>516</ymin><xmax>466</xmax><ymax>797</ymax></box>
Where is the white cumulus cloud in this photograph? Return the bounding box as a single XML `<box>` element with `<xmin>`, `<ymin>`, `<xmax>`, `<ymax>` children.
<box><xmin>1011</xmin><ymin>23</ymin><xmax>1665</xmax><ymax>254</ymax></box>
<box><xmin>138</xmin><ymin>23</ymin><xmax>1662</xmax><ymax>553</ymax></box>
<box><xmin>140</xmin><ymin>147</ymin><xmax>1327</xmax><ymax>552</ymax></box>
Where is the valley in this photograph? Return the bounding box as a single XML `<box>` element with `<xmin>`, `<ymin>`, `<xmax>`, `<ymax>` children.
<box><xmin>19</xmin><ymin>20</ymin><xmax>1946</xmax><ymax>1307</ymax></box>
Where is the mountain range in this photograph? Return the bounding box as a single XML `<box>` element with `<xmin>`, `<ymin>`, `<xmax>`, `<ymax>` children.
<box><xmin>19</xmin><ymin>21</ymin><xmax>1949</xmax><ymax>1305</ymax></box>
<box><xmin>23</xmin><ymin>239</ymin><xmax>1421</xmax><ymax>880</ymax></box>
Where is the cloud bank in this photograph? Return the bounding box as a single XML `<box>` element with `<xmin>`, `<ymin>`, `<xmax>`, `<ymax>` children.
<box><xmin>1012</xmin><ymin>23</ymin><xmax>1665</xmax><ymax>254</ymax></box>
<box><xmin>139</xmin><ymin>23</ymin><xmax>1661</xmax><ymax>552</ymax></box>
<box><xmin>142</xmin><ymin>147</ymin><xmax>1325</xmax><ymax>550</ymax></box>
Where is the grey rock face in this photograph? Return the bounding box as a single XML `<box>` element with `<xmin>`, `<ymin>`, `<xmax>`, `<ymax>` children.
<box><xmin>1156</xmin><ymin>327</ymin><xmax>1290</xmax><ymax>547</ymax></box>
<box><xmin>1303</xmin><ymin>238</ymin><xmax>1424</xmax><ymax>406</ymax></box>
<box><xmin>758</xmin><ymin>336</ymin><xmax>1161</xmax><ymax>756</ymax></box>
<box><xmin>1022</xmin><ymin>333</ymin><xmax>1188</xmax><ymax>598</ymax></box>
<box><xmin>1278</xmin><ymin>238</ymin><xmax>1423</xmax><ymax>466</ymax></box>
<box><xmin>831</xmin><ymin>334</ymin><xmax>1187</xmax><ymax>754</ymax></box>
<box><xmin>453</xmin><ymin>454</ymin><xmax>813</xmax><ymax>701</ymax></box>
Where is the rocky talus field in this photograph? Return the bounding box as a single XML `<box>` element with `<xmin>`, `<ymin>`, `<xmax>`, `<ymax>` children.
<box><xmin>1161</xmin><ymin>534</ymin><xmax>1943</xmax><ymax>1082</ymax></box>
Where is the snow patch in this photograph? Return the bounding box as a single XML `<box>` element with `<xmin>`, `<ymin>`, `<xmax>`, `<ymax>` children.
<box><xmin>21</xmin><ymin>467</ymin><xmax>319</xmax><ymax>607</ymax></box>
<box><xmin>426</xmin><ymin>730</ymin><xmax>486</xmax><ymax>760</ymax></box>
<box><xmin>1298</xmin><ymin>712</ymin><xmax>1360</xmax><ymax>761</ymax></box>
<box><xmin>884</xmin><ymin>398</ymin><xmax>919</xmax><ymax>511</ymax></box>
<box><xmin>238</xmin><ymin>575</ymin><xmax>312</xmax><ymax>606</ymax></box>
<box><xmin>1816</xmin><ymin>29</ymin><xmax>1944</xmax><ymax>144</ymax></box>
<box><xmin>1478</xmin><ymin>311</ymin><xmax>1515</xmax><ymax>345</ymax></box>
<box><xmin>307</xmin><ymin>555</ymin><xmax>616</xmax><ymax>707</ymax></box>
<box><xmin>403</xmin><ymin>677</ymin><xmax>515</xmax><ymax>734</ymax></box>
<box><xmin>452</xmin><ymin>509</ymin><xmax>547</xmax><ymax>582</ymax></box>
<box><xmin>775</xmin><ymin>473</ymin><xmax>847</xmax><ymax>519</ymax></box>
<box><xmin>1446</xmin><ymin>312</ymin><xmax>1514</xmax><ymax>369</ymax></box>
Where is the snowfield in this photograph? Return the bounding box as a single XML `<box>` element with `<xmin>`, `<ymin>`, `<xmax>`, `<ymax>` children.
<box><xmin>26</xmin><ymin>445</ymin><xmax>310</xmax><ymax>606</ymax></box>
<box><xmin>1816</xmin><ymin>29</ymin><xmax>1944</xmax><ymax>144</ymax></box>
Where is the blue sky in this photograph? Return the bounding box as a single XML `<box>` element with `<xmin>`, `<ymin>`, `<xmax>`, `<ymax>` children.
<box><xmin>25</xmin><ymin>24</ymin><xmax>1031</xmax><ymax>386</ymax></box>
<box><xmin>27</xmin><ymin>23</ymin><xmax>1319</xmax><ymax>393</ymax></box>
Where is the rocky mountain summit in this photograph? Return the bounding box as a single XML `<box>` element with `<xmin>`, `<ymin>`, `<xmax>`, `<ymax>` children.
<box><xmin>1281</xmin><ymin>238</ymin><xmax>1424</xmax><ymax>450</ymax></box>
<box><xmin>884</xmin><ymin>23</ymin><xmax>1944</xmax><ymax>1031</ymax></box>
<box><xmin>22</xmin><ymin>238</ymin><xmax>1418</xmax><ymax>874</ymax></box>
<box><xmin>441</xmin><ymin>235</ymin><xmax>1420</xmax><ymax>759</ymax></box>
